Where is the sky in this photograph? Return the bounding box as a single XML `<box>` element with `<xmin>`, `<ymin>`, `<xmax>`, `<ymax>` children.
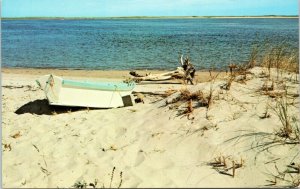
<box><xmin>2</xmin><ymin>0</ymin><xmax>299</xmax><ymax>17</ymax></box>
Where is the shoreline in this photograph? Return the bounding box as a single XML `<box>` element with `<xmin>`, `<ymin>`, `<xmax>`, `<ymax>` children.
<box><xmin>2</xmin><ymin>16</ymin><xmax>298</xmax><ymax>20</ymax></box>
<box><xmin>1</xmin><ymin>67</ymin><xmax>227</xmax><ymax>82</ymax></box>
<box><xmin>1</xmin><ymin>66</ymin><xmax>226</xmax><ymax>72</ymax></box>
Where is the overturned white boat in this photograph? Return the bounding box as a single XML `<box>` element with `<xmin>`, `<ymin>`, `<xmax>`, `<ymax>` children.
<box><xmin>36</xmin><ymin>75</ymin><xmax>135</xmax><ymax>108</ymax></box>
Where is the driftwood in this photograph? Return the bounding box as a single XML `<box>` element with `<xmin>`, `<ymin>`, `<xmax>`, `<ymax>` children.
<box><xmin>130</xmin><ymin>55</ymin><xmax>196</xmax><ymax>84</ymax></box>
<box><xmin>130</xmin><ymin>67</ymin><xmax>185</xmax><ymax>82</ymax></box>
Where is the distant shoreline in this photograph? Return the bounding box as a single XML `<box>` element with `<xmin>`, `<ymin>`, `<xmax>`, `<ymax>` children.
<box><xmin>2</xmin><ymin>15</ymin><xmax>298</xmax><ymax>20</ymax></box>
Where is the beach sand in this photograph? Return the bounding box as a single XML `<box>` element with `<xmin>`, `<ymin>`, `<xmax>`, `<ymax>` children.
<box><xmin>2</xmin><ymin>67</ymin><xmax>300</xmax><ymax>188</ymax></box>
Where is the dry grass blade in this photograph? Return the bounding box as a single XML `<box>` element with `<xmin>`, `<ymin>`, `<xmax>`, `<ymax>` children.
<box><xmin>225</xmin><ymin>97</ymin><xmax>299</xmax><ymax>152</ymax></box>
<box><xmin>118</xmin><ymin>171</ymin><xmax>123</xmax><ymax>188</ymax></box>
<box><xmin>264</xmin><ymin>162</ymin><xmax>300</xmax><ymax>187</ymax></box>
<box><xmin>176</xmin><ymin>89</ymin><xmax>209</xmax><ymax>107</ymax></box>
<box><xmin>208</xmin><ymin>155</ymin><xmax>245</xmax><ymax>178</ymax></box>
<box><xmin>248</xmin><ymin>43</ymin><xmax>259</xmax><ymax>68</ymax></box>
<box><xmin>223</xmin><ymin>129</ymin><xmax>298</xmax><ymax>161</ymax></box>
<box><xmin>270</xmin><ymin>97</ymin><xmax>299</xmax><ymax>141</ymax></box>
<box><xmin>259</xmin><ymin>42</ymin><xmax>299</xmax><ymax>81</ymax></box>
<box><xmin>187</xmin><ymin>99</ymin><xmax>193</xmax><ymax>113</ymax></box>
<box><xmin>3</xmin><ymin>143</ymin><xmax>12</xmax><ymax>151</ymax></box>
<box><xmin>10</xmin><ymin>131</ymin><xmax>21</xmax><ymax>139</ymax></box>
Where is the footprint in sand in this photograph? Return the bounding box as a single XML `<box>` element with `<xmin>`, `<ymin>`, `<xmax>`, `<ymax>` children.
<box><xmin>134</xmin><ymin>153</ymin><xmax>145</xmax><ymax>166</ymax></box>
<box><xmin>163</xmin><ymin>161</ymin><xmax>175</xmax><ymax>169</ymax></box>
<box><xmin>127</xmin><ymin>175</ymin><xmax>143</xmax><ymax>188</ymax></box>
<box><xmin>116</xmin><ymin>127</ymin><xmax>127</xmax><ymax>138</ymax></box>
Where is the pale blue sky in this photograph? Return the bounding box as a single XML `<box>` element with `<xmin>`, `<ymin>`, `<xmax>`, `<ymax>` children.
<box><xmin>2</xmin><ymin>0</ymin><xmax>298</xmax><ymax>17</ymax></box>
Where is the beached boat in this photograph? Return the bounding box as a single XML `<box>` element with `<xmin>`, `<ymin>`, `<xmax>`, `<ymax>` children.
<box><xmin>36</xmin><ymin>74</ymin><xmax>135</xmax><ymax>108</ymax></box>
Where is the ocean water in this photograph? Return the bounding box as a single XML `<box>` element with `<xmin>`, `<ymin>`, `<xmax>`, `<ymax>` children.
<box><xmin>1</xmin><ymin>18</ymin><xmax>298</xmax><ymax>70</ymax></box>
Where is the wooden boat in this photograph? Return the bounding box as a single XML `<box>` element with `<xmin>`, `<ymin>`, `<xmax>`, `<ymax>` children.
<box><xmin>36</xmin><ymin>74</ymin><xmax>135</xmax><ymax>108</ymax></box>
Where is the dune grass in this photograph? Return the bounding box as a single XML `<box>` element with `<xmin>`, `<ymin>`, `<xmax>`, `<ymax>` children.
<box><xmin>248</xmin><ymin>40</ymin><xmax>299</xmax><ymax>80</ymax></box>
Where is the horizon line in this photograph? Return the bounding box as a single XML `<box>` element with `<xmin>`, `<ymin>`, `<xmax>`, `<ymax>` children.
<box><xmin>2</xmin><ymin>15</ymin><xmax>299</xmax><ymax>19</ymax></box>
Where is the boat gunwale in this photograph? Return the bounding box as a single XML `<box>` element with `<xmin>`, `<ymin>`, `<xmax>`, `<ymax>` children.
<box><xmin>62</xmin><ymin>79</ymin><xmax>135</xmax><ymax>91</ymax></box>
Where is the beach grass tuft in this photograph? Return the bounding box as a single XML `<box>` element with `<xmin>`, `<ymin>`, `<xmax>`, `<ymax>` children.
<box><xmin>271</xmin><ymin>96</ymin><xmax>300</xmax><ymax>141</ymax></box>
<box><xmin>265</xmin><ymin>162</ymin><xmax>300</xmax><ymax>187</ymax></box>
<box><xmin>208</xmin><ymin>154</ymin><xmax>245</xmax><ymax>178</ymax></box>
<box><xmin>248</xmin><ymin>40</ymin><xmax>299</xmax><ymax>81</ymax></box>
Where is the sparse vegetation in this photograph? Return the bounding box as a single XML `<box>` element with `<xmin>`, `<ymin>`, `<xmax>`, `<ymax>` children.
<box><xmin>252</xmin><ymin>40</ymin><xmax>299</xmax><ymax>81</ymax></box>
<box><xmin>179</xmin><ymin>89</ymin><xmax>207</xmax><ymax>103</ymax></box>
<box><xmin>208</xmin><ymin>154</ymin><xmax>245</xmax><ymax>178</ymax></box>
<box><xmin>72</xmin><ymin>167</ymin><xmax>123</xmax><ymax>188</ymax></box>
<box><xmin>248</xmin><ymin>43</ymin><xmax>259</xmax><ymax>69</ymax></box>
<box><xmin>10</xmin><ymin>131</ymin><xmax>21</xmax><ymax>139</ymax></box>
<box><xmin>225</xmin><ymin>94</ymin><xmax>299</xmax><ymax>162</ymax></box>
<box><xmin>207</xmin><ymin>70</ymin><xmax>220</xmax><ymax>108</ymax></box>
<box><xmin>73</xmin><ymin>180</ymin><xmax>87</xmax><ymax>189</ymax></box>
<box><xmin>167</xmin><ymin>89</ymin><xmax>209</xmax><ymax>118</ymax></box>
<box><xmin>165</xmin><ymin>68</ymin><xmax>221</xmax><ymax>119</ymax></box>
<box><xmin>2</xmin><ymin>143</ymin><xmax>12</xmax><ymax>151</ymax></box>
<box><xmin>271</xmin><ymin>97</ymin><xmax>300</xmax><ymax>141</ymax></box>
<box><xmin>258</xmin><ymin>79</ymin><xmax>286</xmax><ymax>98</ymax></box>
<box><xmin>265</xmin><ymin>162</ymin><xmax>300</xmax><ymax>187</ymax></box>
<box><xmin>261</xmin><ymin>80</ymin><xmax>274</xmax><ymax>91</ymax></box>
<box><xmin>182</xmin><ymin>99</ymin><xmax>194</xmax><ymax>120</ymax></box>
<box><xmin>259</xmin><ymin>103</ymin><xmax>271</xmax><ymax>119</ymax></box>
<box><xmin>166</xmin><ymin>88</ymin><xmax>209</xmax><ymax>108</ymax></box>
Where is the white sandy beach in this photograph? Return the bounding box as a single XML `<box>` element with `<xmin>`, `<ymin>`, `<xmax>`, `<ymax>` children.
<box><xmin>2</xmin><ymin>67</ymin><xmax>300</xmax><ymax>188</ymax></box>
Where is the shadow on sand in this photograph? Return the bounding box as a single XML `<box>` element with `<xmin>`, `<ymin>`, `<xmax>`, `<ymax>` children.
<box><xmin>15</xmin><ymin>99</ymin><xmax>89</xmax><ymax>115</ymax></box>
<box><xmin>138</xmin><ymin>81</ymin><xmax>182</xmax><ymax>85</ymax></box>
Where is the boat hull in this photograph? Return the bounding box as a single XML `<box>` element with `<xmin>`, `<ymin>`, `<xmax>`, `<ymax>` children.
<box><xmin>36</xmin><ymin>75</ymin><xmax>135</xmax><ymax>108</ymax></box>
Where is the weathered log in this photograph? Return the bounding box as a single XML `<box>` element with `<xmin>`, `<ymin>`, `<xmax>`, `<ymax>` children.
<box><xmin>130</xmin><ymin>67</ymin><xmax>186</xmax><ymax>81</ymax></box>
<box><xmin>130</xmin><ymin>54</ymin><xmax>196</xmax><ymax>84</ymax></box>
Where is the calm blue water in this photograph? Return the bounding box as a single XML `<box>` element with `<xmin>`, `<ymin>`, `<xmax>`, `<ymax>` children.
<box><xmin>1</xmin><ymin>19</ymin><xmax>298</xmax><ymax>70</ymax></box>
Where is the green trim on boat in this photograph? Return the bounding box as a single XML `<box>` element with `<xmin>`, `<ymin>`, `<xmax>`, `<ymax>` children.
<box><xmin>62</xmin><ymin>79</ymin><xmax>135</xmax><ymax>91</ymax></box>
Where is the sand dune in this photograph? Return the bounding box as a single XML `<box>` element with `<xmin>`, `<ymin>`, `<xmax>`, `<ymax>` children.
<box><xmin>2</xmin><ymin>67</ymin><xmax>299</xmax><ymax>188</ymax></box>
